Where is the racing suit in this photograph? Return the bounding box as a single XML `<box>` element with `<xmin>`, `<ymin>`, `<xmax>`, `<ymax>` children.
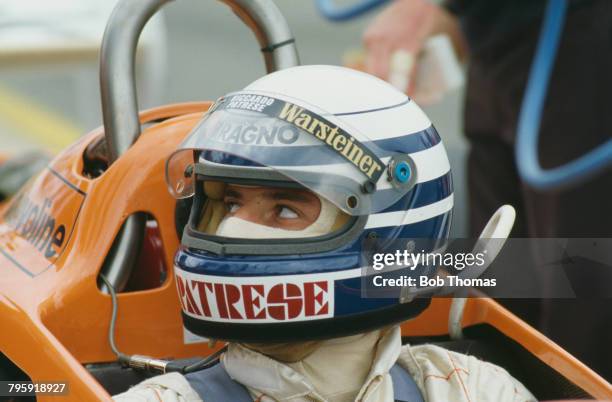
<box><xmin>112</xmin><ymin>326</ymin><xmax>534</xmax><ymax>402</ymax></box>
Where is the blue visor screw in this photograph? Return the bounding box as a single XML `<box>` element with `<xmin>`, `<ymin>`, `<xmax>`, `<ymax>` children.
<box><xmin>394</xmin><ymin>161</ymin><xmax>411</xmax><ymax>183</ymax></box>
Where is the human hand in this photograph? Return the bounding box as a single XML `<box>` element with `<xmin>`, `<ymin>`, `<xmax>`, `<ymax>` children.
<box><xmin>362</xmin><ymin>0</ymin><xmax>466</xmax><ymax>93</ymax></box>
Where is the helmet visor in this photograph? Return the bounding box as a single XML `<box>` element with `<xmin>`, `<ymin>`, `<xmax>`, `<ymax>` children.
<box><xmin>166</xmin><ymin>92</ymin><xmax>417</xmax><ymax>215</ymax></box>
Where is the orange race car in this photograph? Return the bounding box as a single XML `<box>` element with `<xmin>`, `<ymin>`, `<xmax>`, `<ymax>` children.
<box><xmin>0</xmin><ymin>0</ymin><xmax>611</xmax><ymax>401</ymax></box>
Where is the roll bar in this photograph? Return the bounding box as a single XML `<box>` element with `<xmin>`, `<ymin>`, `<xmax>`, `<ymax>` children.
<box><xmin>98</xmin><ymin>0</ymin><xmax>299</xmax><ymax>291</ymax></box>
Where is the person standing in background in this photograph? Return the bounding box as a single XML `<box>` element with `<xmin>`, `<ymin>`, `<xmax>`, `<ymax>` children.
<box><xmin>362</xmin><ymin>0</ymin><xmax>612</xmax><ymax>382</ymax></box>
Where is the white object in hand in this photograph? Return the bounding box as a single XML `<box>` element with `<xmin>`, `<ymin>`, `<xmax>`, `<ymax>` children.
<box><xmin>389</xmin><ymin>50</ymin><xmax>415</xmax><ymax>94</ymax></box>
<box><xmin>389</xmin><ymin>34</ymin><xmax>465</xmax><ymax>105</ymax></box>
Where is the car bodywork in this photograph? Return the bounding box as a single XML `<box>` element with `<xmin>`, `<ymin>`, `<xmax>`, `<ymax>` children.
<box><xmin>0</xmin><ymin>0</ymin><xmax>611</xmax><ymax>400</ymax></box>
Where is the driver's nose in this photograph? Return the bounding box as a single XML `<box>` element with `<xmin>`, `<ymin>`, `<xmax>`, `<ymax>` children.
<box><xmin>232</xmin><ymin>197</ymin><xmax>270</xmax><ymax>226</ymax></box>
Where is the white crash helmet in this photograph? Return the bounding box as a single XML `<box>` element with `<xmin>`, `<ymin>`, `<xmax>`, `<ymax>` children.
<box><xmin>166</xmin><ymin>65</ymin><xmax>453</xmax><ymax>343</ymax></box>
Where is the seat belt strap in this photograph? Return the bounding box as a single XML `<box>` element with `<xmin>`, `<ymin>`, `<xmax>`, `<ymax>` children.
<box><xmin>390</xmin><ymin>363</ymin><xmax>424</xmax><ymax>402</ymax></box>
<box><xmin>185</xmin><ymin>361</ymin><xmax>252</xmax><ymax>401</ymax></box>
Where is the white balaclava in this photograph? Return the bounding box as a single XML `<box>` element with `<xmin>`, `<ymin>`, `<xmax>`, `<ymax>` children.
<box><xmin>215</xmin><ymin>193</ymin><xmax>339</xmax><ymax>239</ymax></box>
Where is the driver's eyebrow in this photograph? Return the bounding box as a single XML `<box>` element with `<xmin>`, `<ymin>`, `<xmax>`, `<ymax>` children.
<box><xmin>268</xmin><ymin>190</ymin><xmax>312</xmax><ymax>203</ymax></box>
<box><xmin>224</xmin><ymin>188</ymin><xmax>243</xmax><ymax>199</ymax></box>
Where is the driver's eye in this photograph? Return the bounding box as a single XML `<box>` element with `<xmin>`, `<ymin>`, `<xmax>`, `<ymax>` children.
<box><xmin>226</xmin><ymin>202</ymin><xmax>240</xmax><ymax>214</ymax></box>
<box><xmin>278</xmin><ymin>206</ymin><xmax>299</xmax><ymax>219</ymax></box>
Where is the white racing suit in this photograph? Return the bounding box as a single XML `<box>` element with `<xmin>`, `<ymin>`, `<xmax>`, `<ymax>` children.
<box><xmin>113</xmin><ymin>326</ymin><xmax>535</xmax><ymax>402</ymax></box>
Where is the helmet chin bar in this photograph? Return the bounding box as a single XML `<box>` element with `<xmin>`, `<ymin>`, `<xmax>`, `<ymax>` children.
<box><xmin>181</xmin><ymin>299</ymin><xmax>431</xmax><ymax>343</ymax></box>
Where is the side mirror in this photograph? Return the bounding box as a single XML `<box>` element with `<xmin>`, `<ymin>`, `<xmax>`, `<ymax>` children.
<box><xmin>448</xmin><ymin>205</ymin><xmax>516</xmax><ymax>339</ymax></box>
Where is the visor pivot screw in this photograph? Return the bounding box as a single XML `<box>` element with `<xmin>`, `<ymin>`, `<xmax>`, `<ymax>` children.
<box><xmin>346</xmin><ymin>195</ymin><xmax>359</xmax><ymax>210</ymax></box>
<box><xmin>394</xmin><ymin>161</ymin><xmax>411</xmax><ymax>183</ymax></box>
<box><xmin>362</xmin><ymin>180</ymin><xmax>377</xmax><ymax>194</ymax></box>
<box><xmin>184</xmin><ymin>164</ymin><xmax>194</xmax><ymax>178</ymax></box>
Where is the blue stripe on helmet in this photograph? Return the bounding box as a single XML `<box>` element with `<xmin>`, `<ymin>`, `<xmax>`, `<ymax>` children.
<box><xmin>333</xmin><ymin>276</ymin><xmax>397</xmax><ymax>315</ymax></box>
<box><xmin>379</xmin><ymin>173</ymin><xmax>452</xmax><ymax>213</ymax></box>
<box><xmin>200</xmin><ymin>126</ymin><xmax>440</xmax><ymax>167</ymax></box>
<box><xmin>372</xmin><ymin>125</ymin><xmax>440</xmax><ymax>154</ymax></box>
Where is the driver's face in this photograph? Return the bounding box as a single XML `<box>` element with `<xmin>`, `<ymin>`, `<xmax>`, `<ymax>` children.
<box><xmin>223</xmin><ymin>184</ymin><xmax>322</xmax><ymax>230</ymax></box>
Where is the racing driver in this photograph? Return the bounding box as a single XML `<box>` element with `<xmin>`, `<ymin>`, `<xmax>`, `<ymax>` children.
<box><xmin>114</xmin><ymin>65</ymin><xmax>534</xmax><ymax>402</ymax></box>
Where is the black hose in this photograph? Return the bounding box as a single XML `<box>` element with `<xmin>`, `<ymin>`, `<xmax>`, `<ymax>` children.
<box><xmin>166</xmin><ymin>345</ymin><xmax>228</xmax><ymax>374</ymax></box>
<box><xmin>99</xmin><ymin>273</ymin><xmax>130</xmax><ymax>366</ymax></box>
<box><xmin>100</xmin><ymin>272</ymin><xmax>228</xmax><ymax>374</ymax></box>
